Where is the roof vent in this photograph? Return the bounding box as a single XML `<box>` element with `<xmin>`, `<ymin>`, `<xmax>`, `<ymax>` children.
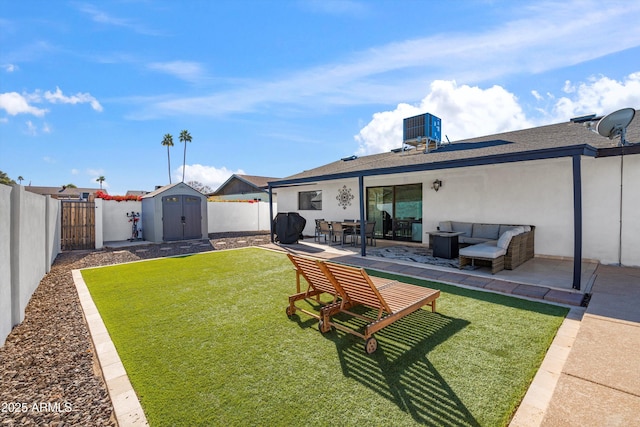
<box><xmin>341</xmin><ymin>155</ymin><xmax>358</xmax><ymax>161</ymax></box>
<box><xmin>570</xmin><ymin>114</ymin><xmax>599</xmax><ymax>123</ymax></box>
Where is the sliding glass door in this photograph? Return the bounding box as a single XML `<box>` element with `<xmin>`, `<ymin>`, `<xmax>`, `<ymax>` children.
<box><xmin>366</xmin><ymin>183</ymin><xmax>422</xmax><ymax>241</ymax></box>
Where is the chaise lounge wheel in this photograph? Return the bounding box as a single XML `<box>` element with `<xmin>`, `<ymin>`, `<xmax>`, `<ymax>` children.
<box><xmin>318</xmin><ymin>320</ymin><xmax>325</xmax><ymax>333</ymax></box>
<box><xmin>365</xmin><ymin>337</ymin><xmax>378</xmax><ymax>354</ymax></box>
<box><xmin>286</xmin><ymin>306</ymin><xmax>295</xmax><ymax>317</ymax></box>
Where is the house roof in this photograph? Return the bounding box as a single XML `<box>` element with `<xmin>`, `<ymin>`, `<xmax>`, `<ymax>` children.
<box><xmin>212</xmin><ymin>174</ymin><xmax>280</xmax><ymax>195</ymax></box>
<box><xmin>270</xmin><ymin>110</ymin><xmax>640</xmax><ymax>187</ymax></box>
<box><xmin>24</xmin><ymin>185</ymin><xmax>104</xmax><ymax>198</ymax></box>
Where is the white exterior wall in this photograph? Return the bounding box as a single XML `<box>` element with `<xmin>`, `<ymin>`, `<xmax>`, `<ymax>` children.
<box><xmin>276</xmin><ymin>155</ymin><xmax>640</xmax><ymax>263</ymax></box>
<box><xmin>581</xmin><ymin>154</ymin><xmax>640</xmax><ymax>267</ymax></box>
<box><xmin>101</xmin><ymin>199</ymin><xmax>142</xmax><ymax>242</ymax></box>
<box><xmin>621</xmin><ymin>154</ymin><xmax>640</xmax><ymax>266</ymax></box>
<box><xmin>276</xmin><ymin>179</ymin><xmax>362</xmax><ymax>237</ymax></box>
<box><xmin>207</xmin><ymin>201</ymin><xmax>274</xmax><ymax>233</ymax></box>
<box><xmin>0</xmin><ymin>185</ymin><xmax>12</xmax><ymax>345</ymax></box>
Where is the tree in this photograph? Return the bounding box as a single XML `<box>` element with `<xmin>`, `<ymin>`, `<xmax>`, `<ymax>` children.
<box><xmin>64</xmin><ymin>183</ymin><xmax>77</xmax><ymax>188</ymax></box>
<box><xmin>179</xmin><ymin>129</ymin><xmax>192</xmax><ymax>182</ymax></box>
<box><xmin>96</xmin><ymin>176</ymin><xmax>106</xmax><ymax>189</ymax></box>
<box><xmin>161</xmin><ymin>133</ymin><xmax>174</xmax><ymax>184</ymax></box>
<box><xmin>17</xmin><ymin>176</ymin><xmax>24</xmax><ymax>185</ymax></box>
<box><xmin>0</xmin><ymin>170</ymin><xmax>16</xmax><ymax>185</ymax></box>
<box><xmin>186</xmin><ymin>180</ymin><xmax>213</xmax><ymax>195</ymax></box>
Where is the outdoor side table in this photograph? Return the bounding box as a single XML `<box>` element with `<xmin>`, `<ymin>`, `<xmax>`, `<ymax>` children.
<box><xmin>428</xmin><ymin>231</ymin><xmax>465</xmax><ymax>259</ymax></box>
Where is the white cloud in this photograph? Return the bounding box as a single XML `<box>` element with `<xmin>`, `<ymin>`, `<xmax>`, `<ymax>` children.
<box><xmin>355</xmin><ymin>72</ymin><xmax>640</xmax><ymax>156</ymax></box>
<box><xmin>355</xmin><ymin>80</ymin><xmax>531</xmax><ymax>155</ymax></box>
<box><xmin>44</xmin><ymin>87</ymin><xmax>103</xmax><ymax>112</ymax></box>
<box><xmin>25</xmin><ymin>120</ymin><xmax>37</xmax><ymax>136</ymax></box>
<box><xmin>0</xmin><ymin>92</ymin><xmax>47</xmax><ymax>116</ymax></box>
<box><xmin>76</xmin><ymin>3</ymin><xmax>162</xmax><ymax>36</ymax></box>
<box><xmin>147</xmin><ymin>61</ymin><xmax>206</xmax><ymax>83</ymax></box>
<box><xmin>176</xmin><ymin>164</ymin><xmax>245</xmax><ymax>191</ymax></box>
<box><xmin>71</xmin><ymin>168</ymin><xmax>79</xmax><ymax>175</ymax></box>
<box><xmin>550</xmin><ymin>73</ymin><xmax>640</xmax><ymax>120</ymax></box>
<box><xmin>2</xmin><ymin>64</ymin><xmax>17</xmax><ymax>72</ymax></box>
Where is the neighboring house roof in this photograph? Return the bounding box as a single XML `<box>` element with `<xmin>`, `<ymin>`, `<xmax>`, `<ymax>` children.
<box><xmin>126</xmin><ymin>190</ymin><xmax>150</xmax><ymax>197</ymax></box>
<box><xmin>270</xmin><ymin>111</ymin><xmax>640</xmax><ymax>186</ymax></box>
<box><xmin>211</xmin><ymin>174</ymin><xmax>280</xmax><ymax>196</ymax></box>
<box><xmin>24</xmin><ymin>186</ymin><xmax>105</xmax><ymax>199</ymax></box>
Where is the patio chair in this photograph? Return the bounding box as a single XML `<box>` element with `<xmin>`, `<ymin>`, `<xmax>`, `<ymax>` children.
<box><xmin>314</xmin><ymin>219</ymin><xmax>325</xmax><ymax>242</ymax></box>
<box><xmin>330</xmin><ymin>221</ymin><xmax>353</xmax><ymax>247</ymax></box>
<box><xmin>317</xmin><ymin>261</ymin><xmax>440</xmax><ymax>354</ymax></box>
<box><xmin>317</xmin><ymin>220</ymin><xmax>332</xmax><ymax>244</ymax></box>
<box><xmin>353</xmin><ymin>221</ymin><xmax>376</xmax><ymax>246</ymax></box>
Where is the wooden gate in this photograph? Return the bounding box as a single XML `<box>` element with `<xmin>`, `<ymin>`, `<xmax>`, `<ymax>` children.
<box><xmin>61</xmin><ymin>200</ymin><xmax>96</xmax><ymax>250</ymax></box>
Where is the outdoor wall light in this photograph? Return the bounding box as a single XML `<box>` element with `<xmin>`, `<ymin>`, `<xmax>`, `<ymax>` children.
<box><xmin>431</xmin><ymin>179</ymin><xmax>442</xmax><ymax>192</ymax></box>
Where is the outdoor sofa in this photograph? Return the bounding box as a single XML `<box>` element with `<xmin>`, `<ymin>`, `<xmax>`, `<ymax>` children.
<box><xmin>435</xmin><ymin>221</ymin><xmax>535</xmax><ymax>273</ymax></box>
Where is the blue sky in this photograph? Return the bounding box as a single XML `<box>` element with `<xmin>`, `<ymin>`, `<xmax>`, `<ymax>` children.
<box><xmin>2</xmin><ymin>0</ymin><xmax>640</xmax><ymax>195</ymax></box>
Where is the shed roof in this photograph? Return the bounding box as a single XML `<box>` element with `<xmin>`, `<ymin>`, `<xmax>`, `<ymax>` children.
<box><xmin>141</xmin><ymin>182</ymin><xmax>204</xmax><ymax>199</ymax></box>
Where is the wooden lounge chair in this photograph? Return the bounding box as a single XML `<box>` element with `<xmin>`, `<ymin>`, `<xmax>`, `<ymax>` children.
<box><xmin>286</xmin><ymin>254</ymin><xmax>341</xmax><ymax>321</ymax></box>
<box><xmin>317</xmin><ymin>261</ymin><xmax>440</xmax><ymax>354</ymax></box>
<box><xmin>285</xmin><ymin>254</ymin><xmax>405</xmax><ymax>326</ymax></box>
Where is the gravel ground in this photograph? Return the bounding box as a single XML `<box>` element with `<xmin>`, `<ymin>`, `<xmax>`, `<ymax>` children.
<box><xmin>0</xmin><ymin>232</ymin><xmax>272</xmax><ymax>426</ymax></box>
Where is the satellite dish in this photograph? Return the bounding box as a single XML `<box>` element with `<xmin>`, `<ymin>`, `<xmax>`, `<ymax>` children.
<box><xmin>596</xmin><ymin>108</ymin><xmax>636</xmax><ymax>146</ymax></box>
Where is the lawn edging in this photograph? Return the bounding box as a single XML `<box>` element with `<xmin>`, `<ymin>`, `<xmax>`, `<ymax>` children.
<box><xmin>72</xmin><ymin>269</ymin><xmax>148</xmax><ymax>427</ymax></box>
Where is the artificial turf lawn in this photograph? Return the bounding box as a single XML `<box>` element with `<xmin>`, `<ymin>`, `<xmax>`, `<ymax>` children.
<box><xmin>81</xmin><ymin>247</ymin><xmax>568</xmax><ymax>426</ymax></box>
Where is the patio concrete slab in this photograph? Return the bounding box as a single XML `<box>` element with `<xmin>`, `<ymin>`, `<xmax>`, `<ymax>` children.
<box><xmin>544</xmin><ymin>290</ymin><xmax>584</xmax><ymax>306</ymax></box>
<box><xmin>540</xmin><ymin>374</ymin><xmax>640</xmax><ymax>427</ymax></box>
<box><xmin>485</xmin><ymin>280</ymin><xmax>519</xmax><ymax>294</ymax></box>
<box><xmin>512</xmin><ymin>284</ymin><xmax>550</xmax><ymax>299</ymax></box>
<box><xmin>458</xmin><ymin>275</ymin><xmax>491</xmax><ymax>288</ymax></box>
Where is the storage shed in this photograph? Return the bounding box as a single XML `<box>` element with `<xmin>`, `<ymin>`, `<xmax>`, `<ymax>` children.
<box><xmin>141</xmin><ymin>182</ymin><xmax>208</xmax><ymax>243</ymax></box>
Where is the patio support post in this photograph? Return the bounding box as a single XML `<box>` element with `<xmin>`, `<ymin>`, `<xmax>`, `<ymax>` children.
<box><xmin>268</xmin><ymin>185</ymin><xmax>275</xmax><ymax>243</ymax></box>
<box><xmin>572</xmin><ymin>155</ymin><xmax>582</xmax><ymax>290</ymax></box>
<box><xmin>358</xmin><ymin>175</ymin><xmax>366</xmax><ymax>256</ymax></box>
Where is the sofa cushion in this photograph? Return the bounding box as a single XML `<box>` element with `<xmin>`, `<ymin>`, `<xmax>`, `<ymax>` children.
<box><xmin>472</xmin><ymin>223</ymin><xmax>500</xmax><ymax>240</ymax></box>
<box><xmin>451</xmin><ymin>221</ymin><xmax>473</xmax><ymax>237</ymax></box>
<box><xmin>461</xmin><ymin>237</ymin><xmax>495</xmax><ymax>245</ymax></box>
<box><xmin>497</xmin><ymin>230</ymin><xmax>515</xmax><ymax>249</ymax></box>
<box><xmin>439</xmin><ymin>221</ymin><xmax>452</xmax><ymax>232</ymax></box>
<box><xmin>459</xmin><ymin>242</ymin><xmax>507</xmax><ymax>259</ymax></box>
<box><xmin>498</xmin><ymin>224</ymin><xmax>520</xmax><ymax>236</ymax></box>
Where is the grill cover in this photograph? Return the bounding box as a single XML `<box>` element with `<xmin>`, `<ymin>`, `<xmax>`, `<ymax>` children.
<box><xmin>274</xmin><ymin>212</ymin><xmax>306</xmax><ymax>244</ymax></box>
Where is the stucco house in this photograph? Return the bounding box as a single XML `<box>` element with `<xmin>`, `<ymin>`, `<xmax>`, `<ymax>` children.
<box><xmin>268</xmin><ymin>109</ymin><xmax>640</xmax><ymax>290</ymax></box>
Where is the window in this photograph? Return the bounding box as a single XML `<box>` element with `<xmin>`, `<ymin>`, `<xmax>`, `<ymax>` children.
<box><xmin>299</xmin><ymin>190</ymin><xmax>322</xmax><ymax>210</ymax></box>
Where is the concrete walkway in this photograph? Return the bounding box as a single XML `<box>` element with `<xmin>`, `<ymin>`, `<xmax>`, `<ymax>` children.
<box><xmin>537</xmin><ymin>265</ymin><xmax>640</xmax><ymax>426</ymax></box>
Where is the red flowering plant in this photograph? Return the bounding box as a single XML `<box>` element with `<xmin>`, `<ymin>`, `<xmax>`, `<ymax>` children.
<box><xmin>96</xmin><ymin>190</ymin><xmax>142</xmax><ymax>202</ymax></box>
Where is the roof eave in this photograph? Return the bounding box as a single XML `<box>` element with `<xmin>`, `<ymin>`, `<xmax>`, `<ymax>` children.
<box><xmin>269</xmin><ymin>145</ymin><xmax>597</xmax><ymax>188</ymax></box>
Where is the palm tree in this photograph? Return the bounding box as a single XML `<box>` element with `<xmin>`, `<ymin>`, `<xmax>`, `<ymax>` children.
<box><xmin>17</xmin><ymin>176</ymin><xmax>24</xmax><ymax>185</ymax></box>
<box><xmin>161</xmin><ymin>133</ymin><xmax>174</xmax><ymax>184</ymax></box>
<box><xmin>179</xmin><ymin>129</ymin><xmax>192</xmax><ymax>182</ymax></box>
<box><xmin>96</xmin><ymin>176</ymin><xmax>105</xmax><ymax>189</ymax></box>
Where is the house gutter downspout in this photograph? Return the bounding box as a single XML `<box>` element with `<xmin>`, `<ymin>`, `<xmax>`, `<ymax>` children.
<box><xmin>572</xmin><ymin>155</ymin><xmax>582</xmax><ymax>290</ymax></box>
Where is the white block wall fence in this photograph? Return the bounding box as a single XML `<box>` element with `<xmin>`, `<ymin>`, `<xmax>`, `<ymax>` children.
<box><xmin>95</xmin><ymin>199</ymin><xmax>276</xmax><ymax>247</ymax></box>
<box><xmin>0</xmin><ymin>184</ymin><xmax>61</xmax><ymax>346</ymax></box>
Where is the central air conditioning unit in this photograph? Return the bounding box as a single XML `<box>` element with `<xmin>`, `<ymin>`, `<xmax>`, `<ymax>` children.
<box><xmin>402</xmin><ymin>113</ymin><xmax>442</xmax><ymax>153</ymax></box>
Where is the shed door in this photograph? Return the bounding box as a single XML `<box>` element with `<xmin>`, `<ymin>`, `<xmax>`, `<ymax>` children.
<box><xmin>183</xmin><ymin>196</ymin><xmax>202</xmax><ymax>240</ymax></box>
<box><xmin>162</xmin><ymin>195</ymin><xmax>202</xmax><ymax>241</ymax></box>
